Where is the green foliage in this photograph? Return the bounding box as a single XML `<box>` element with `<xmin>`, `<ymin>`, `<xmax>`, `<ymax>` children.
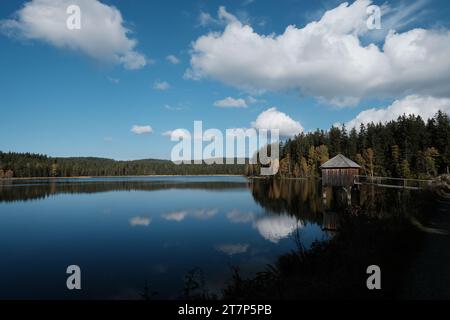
<box><xmin>249</xmin><ymin>112</ymin><xmax>449</xmax><ymax>178</ymax></box>
<box><xmin>0</xmin><ymin>152</ymin><xmax>245</xmax><ymax>178</ymax></box>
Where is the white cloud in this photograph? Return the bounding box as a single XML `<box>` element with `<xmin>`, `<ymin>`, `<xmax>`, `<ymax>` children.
<box><xmin>0</xmin><ymin>0</ymin><xmax>147</xmax><ymax>70</ymax></box>
<box><xmin>163</xmin><ymin>107</ymin><xmax>302</xmax><ymax>144</ymax></box>
<box><xmin>187</xmin><ymin>1</ymin><xmax>450</xmax><ymax>106</ymax></box>
<box><xmin>252</xmin><ymin>107</ymin><xmax>303</xmax><ymax>137</ymax></box>
<box><xmin>346</xmin><ymin>95</ymin><xmax>450</xmax><ymax>129</ymax></box>
<box><xmin>161</xmin><ymin>210</ymin><xmax>188</xmax><ymax>222</ymax></box>
<box><xmin>119</xmin><ymin>51</ymin><xmax>147</xmax><ymax>70</ymax></box>
<box><xmin>198</xmin><ymin>7</ymin><xmax>236</xmax><ymax>27</ymax></box>
<box><xmin>153</xmin><ymin>80</ymin><xmax>171</xmax><ymax>91</ymax></box>
<box><xmin>129</xmin><ymin>216</ymin><xmax>151</xmax><ymax>227</ymax></box>
<box><xmin>162</xmin><ymin>129</ymin><xmax>191</xmax><ymax>140</ymax></box>
<box><xmin>319</xmin><ymin>96</ymin><xmax>361</xmax><ymax>109</ymax></box>
<box><xmin>198</xmin><ymin>12</ymin><xmax>218</xmax><ymax>27</ymax></box>
<box><xmin>246</xmin><ymin>96</ymin><xmax>261</xmax><ymax>104</ymax></box>
<box><xmin>214</xmin><ymin>97</ymin><xmax>248</xmax><ymax>108</ymax></box>
<box><xmin>131</xmin><ymin>125</ymin><xmax>153</xmax><ymax>135</ymax></box>
<box><xmin>213</xmin><ymin>96</ymin><xmax>262</xmax><ymax>108</ymax></box>
<box><xmin>166</xmin><ymin>54</ymin><xmax>180</xmax><ymax>64</ymax></box>
<box><xmin>164</xmin><ymin>104</ymin><xmax>182</xmax><ymax>111</ymax></box>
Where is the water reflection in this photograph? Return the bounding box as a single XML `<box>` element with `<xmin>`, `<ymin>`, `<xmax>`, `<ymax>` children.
<box><xmin>253</xmin><ymin>215</ymin><xmax>301</xmax><ymax>243</ymax></box>
<box><xmin>215</xmin><ymin>244</ymin><xmax>250</xmax><ymax>256</ymax></box>
<box><xmin>224</xmin><ymin>179</ymin><xmax>435</xmax><ymax>300</ymax></box>
<box><xmin>0</xmin><ymin>176</ymin><xmax>423</xmax><ymax>299</ymax></box>
<box><xmin>0</xmin><ymin>177</ymin><xmax>249</xmax><ymax>203</ymax></box>
<box><xmin>129</xmin><ymin>216</ymin><xmax>152</xmax><ymax>227</ymax></box>
<box><xmin>249</xmin><ymin>178</ymin><xmax>425</xmax><ymax>232</ymax></box>
<box><xmin>225</xmin><ymin>208</ymin><xmax>303</xmax><ymax>243</ymax></box>
<box><xmin>161</xmin><ymin>208</ymin><xmax>218</xmax><ymax>222</ymax></box>
<box><xmin>226</xmin><ymin>209</ymin><xmax>255</xmax><ymax>223</ymax></box>
<box><xmin>161</xmin><ymin>210</ymin><xmax>188</xmax><ymax>222</ymax></box>
<box><xmin>249</xmin><ymin>178</ymin><xmax>323</xmax><ymax>225</ymax></box>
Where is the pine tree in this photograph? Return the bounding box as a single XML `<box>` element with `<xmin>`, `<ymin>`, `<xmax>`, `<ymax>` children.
<box><xmin>391</xmin><ymin>145</ymin><xmax>400</xmax><ymax>177</ymax></box>
<box><xmin>400</xmin><ymin>159</ymin><xmax>411</xmax><ymax>178</ymax></box>
<box><xmin>423</xmin><ymin>147</ymin><xmax>439</xmax><ymax>177</ymax></box>
<box><xmin>300</xmin><ymin>156</ymin><xmax>309</xmax><ymax>177</ymax></box>
<box><xmin>363</xmin><ymin>148</ymin><xmax>375</xmax><ymax>178</ymax></box>
<box><xmin>329</xmin><ymin>126</ymin><xmax>341</xmax><ymax>157</ymax></box>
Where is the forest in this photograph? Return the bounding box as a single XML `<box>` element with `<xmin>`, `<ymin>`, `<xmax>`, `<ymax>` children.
<box><xmin>1</xmin><ymin>111</ymin><xmax>449</xmax><ymax>179</ymax></box>
<box><xmin>246</xmin><ymin>111</ymin><xmax>450</xmax><ymax>179</ymax></box>
<box><xmin>0</xmin><ymin>154</ymin><xmax>245</xmax><ymax>178</ymax></box>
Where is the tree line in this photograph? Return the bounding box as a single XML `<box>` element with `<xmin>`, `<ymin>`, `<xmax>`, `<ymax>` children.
<box><xmin>0</xmin><ymin>154</ymin><xmax>245</xmax><ymax>178</ymax></box>
<box><xmin>246</xmin><ymin>111</ymin><xmax>449</xmax><ymax>179</ymax></box>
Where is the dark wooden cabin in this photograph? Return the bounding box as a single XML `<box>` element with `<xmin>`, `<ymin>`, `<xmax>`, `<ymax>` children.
<box><xmin>320</xmin><ymin>154</ymin><xmax>361</xmax><ymax>187</ymax></box>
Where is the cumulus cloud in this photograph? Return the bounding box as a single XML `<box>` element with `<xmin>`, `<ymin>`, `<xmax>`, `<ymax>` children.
<box><xmin>214</xmin><ymin>97</ymin><xmax>248</xmax><ymax>108</ymax></box>
<box><xmin>153</xmin><ymin>80</ymin><xmax>171</xmax><ymax>91</ymax></box>
<box><xmin>0</xmin><ymin>0</ymin><xmax>147</xmax><ymax>70</ymax></box>
<box><xmin>346</xmin><ymin>95</ymin><xmax>450</xmax><ymax>128</ymax></box>
<box><xmin>164</xmin><ymin>106</ymin><xmax>301</xmax><ymax>144</ymax></box>
<box><xmin>187</xmin><ymin>1</ymin><xmax>450</xmax><ymax>106</ymax></box>
<box><xmin>129</xmin><ymin>216</ymin><xmax>151</xmax><ymax>227</ymax></box>
<box><xmin>252</xmin><ymin>107</ymin><xmax>303</xmax><ymax>137</ymax></box>
<box><xmin>166</xmin><ymin>54</ymin><xmax>180</xmax><ymax>64</ymax></box>
<box><xmin>131</xmin><ymin>125</ymin><xmax>153</xmax><ymax>135</ymax></box>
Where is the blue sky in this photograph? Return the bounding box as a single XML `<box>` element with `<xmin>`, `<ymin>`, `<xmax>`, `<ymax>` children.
<box><xmin>1</xmin><ymin>0</ymin><xmax>450</xmax><ymax>160</ymax></box>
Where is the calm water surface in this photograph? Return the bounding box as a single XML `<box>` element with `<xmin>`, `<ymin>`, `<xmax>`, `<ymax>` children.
<box><xmin>0</xmin><ymin>176</ymin><xmax>329</xmax><ymax>299</ymax></box>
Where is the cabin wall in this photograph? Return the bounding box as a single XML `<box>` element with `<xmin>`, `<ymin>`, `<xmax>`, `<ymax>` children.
<box><xmin>322</xmin><ymin>168</ymin><xmax>359</xmax><ymax>186</ymax></box>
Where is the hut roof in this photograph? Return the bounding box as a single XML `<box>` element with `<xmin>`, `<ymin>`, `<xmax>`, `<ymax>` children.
<box><xmin>320</xmin><ymin>154</ymin><xmax>361</xmax><ymax>169</ymax></box>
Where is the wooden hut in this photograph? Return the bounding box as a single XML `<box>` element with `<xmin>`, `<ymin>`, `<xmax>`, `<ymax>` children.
<box><xmin>320</xmin><ymin>154</ymin><xmax>361</xmax><ymax>187</ymax></box>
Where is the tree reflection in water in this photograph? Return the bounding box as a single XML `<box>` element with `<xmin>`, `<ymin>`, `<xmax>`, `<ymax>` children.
<box><xmin>222</xmin><ymin>178</ymin><xmax>436</xmax><ymax>300</ymax></box>
<box><xmin>0</xmin><ymin>177</ymin><xmax>438</xmax><ymax>299</ymax></box>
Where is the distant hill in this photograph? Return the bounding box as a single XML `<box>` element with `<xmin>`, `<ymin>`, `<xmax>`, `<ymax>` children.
<box><xmin>0</xmin><ymin>152</ymin><xmax>246</xmax><ymax>178</ymax></box>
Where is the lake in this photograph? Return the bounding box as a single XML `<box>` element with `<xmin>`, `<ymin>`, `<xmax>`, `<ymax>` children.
<box><xmin>0</xmin><ymin>176</ymin><xmax>432</xmax><ymax>299</ymax></box>
<box><xmin>0</xmin><ymin>176</ymin><xmax>332</xmax><ymax>299</ymax></box>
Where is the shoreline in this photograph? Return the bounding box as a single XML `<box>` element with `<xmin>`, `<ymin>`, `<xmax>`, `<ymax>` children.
<box><xmin>1</xmin><ymin>174</ymin><xmax>246</xmax><ymax>181</ymax></box>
